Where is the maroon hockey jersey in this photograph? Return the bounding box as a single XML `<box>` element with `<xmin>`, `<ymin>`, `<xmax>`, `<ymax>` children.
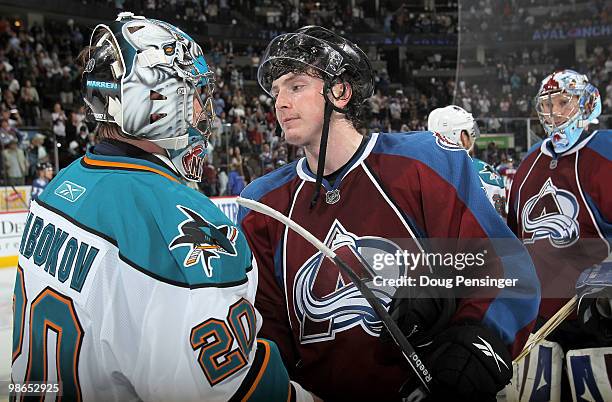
<box><xmin>508</xmin><ymin>130</ymin><xmax>612</xmax><ymax>319</ymax></box>
<box><xmin>239</xmin><ymin>132</ymin><xmax>540</xmax><ymax>400</ymax></box>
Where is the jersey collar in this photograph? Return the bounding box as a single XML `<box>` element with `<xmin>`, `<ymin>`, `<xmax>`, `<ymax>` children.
<box><xmin>539</xmin><ymin>130</ymin><xmax>599</xmax><ymax>158</ymax></box>
<box><xmin>82</xmin><ymin>151</ymin><xmax>182</xmax><ymax>183</ymax></box>
<box><xmin>296</xmin><ymin>133</ymin><xmax>379</xmax><ymax>190</ymax></box>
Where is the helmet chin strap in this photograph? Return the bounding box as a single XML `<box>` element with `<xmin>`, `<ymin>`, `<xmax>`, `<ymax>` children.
<box><xmin>309</xmin><ymin>79</ymin><xmax>350</xmax><ymax>209</ymax></box>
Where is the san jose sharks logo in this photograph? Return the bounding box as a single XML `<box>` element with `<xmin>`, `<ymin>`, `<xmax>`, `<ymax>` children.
<box><xmin>522</xmin><ymin>178</ymin><xmax>580</xmax><ymax>248</ymax></box>
<box><xmin>169</xmin><ymin>205</ymin><xmax>238</xmax><ymax>277</ymax></box>
<box><xmin>293</xmin><ymin>220</ymin><xmax>407</xmax><ymax>343</ymax></box>
<box><xmin>477</xmin><ymin>163</ymin><xmax>504</xmax><ymax>187</ymax></box>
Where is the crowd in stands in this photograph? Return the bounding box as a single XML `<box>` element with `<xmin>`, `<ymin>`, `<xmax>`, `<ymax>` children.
<box><xmin>0</xmin><ymin>1</ymin><xmax>610</xmax><ymax>198</ymax></box>
<box><xmin>461</xmin><ymin>0</ymin><xmax>612</xmax><ymax>42</ymax></box>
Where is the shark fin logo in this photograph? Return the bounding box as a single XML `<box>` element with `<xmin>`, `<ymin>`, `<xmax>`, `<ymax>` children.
<box><xmin>522</xmin><ymin>178</ymin><xmax>579</xmax><ymax>247</ymax></box>
<box><xmin>169</xmin><ymin>205</ymin><xmax>238</xmax><ymax>276</ymax></box>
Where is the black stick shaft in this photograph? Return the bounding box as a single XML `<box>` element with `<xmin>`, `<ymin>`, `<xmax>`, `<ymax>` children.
<box><xmin>332</xmin><ymin>255</ymin><xmax>432</xmax><ymax>392</ymax></box>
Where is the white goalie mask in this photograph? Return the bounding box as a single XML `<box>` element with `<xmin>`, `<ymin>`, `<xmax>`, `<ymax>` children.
<box><xmin>82</xmin><ymin>12</ymin><xmax>215</xmax><ymax>181</ymax></box>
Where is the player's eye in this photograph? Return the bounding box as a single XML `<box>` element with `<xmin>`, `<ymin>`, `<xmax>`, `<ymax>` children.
<box><xmin>292</xmin><ymin>85</ymin><xmax>304</xmax><ymax>92</ymax></box>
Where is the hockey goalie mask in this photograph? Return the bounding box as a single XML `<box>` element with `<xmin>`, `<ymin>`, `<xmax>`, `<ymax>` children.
<box><xmin>82</xmin><ymin>12</ymin><xmax>215</xmax><ymax>181</ymax></box>
<box><xmin>535</xmin><ymin>70</ymin><xmax>601</xmax><ymax>153</ymax></box>
<box><xmin>427</xmin><ymin>105</ymin><xmax>480</xmax><ymax>150</ymax></box>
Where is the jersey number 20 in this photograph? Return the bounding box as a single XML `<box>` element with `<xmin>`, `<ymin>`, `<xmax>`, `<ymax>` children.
<box><xmin>190</xmin><ymin>298</ymin><xmax>256</xmax><ymax>386</ymax></box>
<box><xmin>13</xmin><ymin>266</ymin><xmax>84</xmax><ymax>401</ymax></box>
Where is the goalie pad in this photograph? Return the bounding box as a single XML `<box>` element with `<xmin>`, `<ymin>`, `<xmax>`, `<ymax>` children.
<box><xmin>505</xmin><ymin>339</ymin><xmax>563</xmax><ymax>402</ymax></box>
<box><xmin>566</xmin><ymin>347</ymin><xmax>612</xmax><ymax>402</ymax></box>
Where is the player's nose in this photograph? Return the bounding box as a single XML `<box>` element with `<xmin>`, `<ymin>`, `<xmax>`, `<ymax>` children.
<box><xmin>274</xmin><ymin>88</ymin><xmax>291</xmax><ymax>110</ymax></box>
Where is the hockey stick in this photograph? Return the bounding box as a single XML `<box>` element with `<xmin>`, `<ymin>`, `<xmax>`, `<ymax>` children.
<box><xmin>236</xmin><ymin>197</ymin><xmax>433</xmax><ymax>393</ymax></box>
<box><xmin>513</xmin><ymin>296</ymin><xmax>577</xmax><ymax>363</ymax></box>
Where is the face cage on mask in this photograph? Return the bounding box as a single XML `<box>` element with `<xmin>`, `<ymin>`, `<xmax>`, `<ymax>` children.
<box><xmin>168</xmin><ymin>75</ymin><xmax>215</xmax><ymax>182</ymax></box>
<box><xmin>535</xmin><ymin>90</ymin><xmax>581</xmax><ymax>134</ymax></box>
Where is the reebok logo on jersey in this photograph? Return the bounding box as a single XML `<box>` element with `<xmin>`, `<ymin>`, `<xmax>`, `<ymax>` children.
<box><xmin>55</xmin><ymin>181</ymin><xmax>86</xmax><ymax>202</ymax></box>
<box><xmin>169</xmin><ymin>205</ymin><xmax>238</xmax><ymax>277</ymax></box>
<box><xmin>473</xmin><ymin>336</ymin><xmax>509</xmax><ymax>372</ymax></box>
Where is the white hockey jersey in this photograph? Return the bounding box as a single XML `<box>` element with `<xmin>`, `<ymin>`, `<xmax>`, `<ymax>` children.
<box><xmin>11</xmin><ymin>150</ymin><xmax>303</xmax><ymax>401</ymax></box>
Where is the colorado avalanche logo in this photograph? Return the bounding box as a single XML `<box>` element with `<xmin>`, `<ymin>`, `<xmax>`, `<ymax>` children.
<box><xmin>543</xmin><ymin>75</ymin><xmax>560</xmax><ymax>92</ymax></box>
<box><xmin>293</xmin><ymin>220</ymin><xmax>407</xmax><ymax>343</ymax></box>
<box><xmin>432</xmin><ymin>132</ymin><xmax>465</xmax><ymax>152</ymax></box>
<box><xmin>169</xmin><ymin>205</ymin><xmax>238</xmax><ymax>276</ymax></box>
<box><xmin>522</xmin><ymin>178</ymin><xmax>580</xmax><ymax>247</ymax></box>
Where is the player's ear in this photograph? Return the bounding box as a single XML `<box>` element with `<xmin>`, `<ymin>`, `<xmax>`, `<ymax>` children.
<box><xmin>461</xmin><ymin>130</ymin><xmax>471</xmax><ymax>149</ymax></box>
<box><xmin>331</xmin><ymin>81</ymin><xmax>352</xmax><ymax>109</ymax></box>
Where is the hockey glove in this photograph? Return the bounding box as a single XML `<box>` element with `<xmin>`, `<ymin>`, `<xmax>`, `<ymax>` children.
<box><xmin>576</xmin><ymin>262</ymin><xmax>612</xmax><ymax>344</ymax></box>
<box><xmin>420</xmin><ymin>324</ymin><xmax>512</xmax><ymax>402</ymax></box>
<box><xmin>382</xmin><ymin>285</ymin><xmax>456</xmax><ymax>347</ymax></box>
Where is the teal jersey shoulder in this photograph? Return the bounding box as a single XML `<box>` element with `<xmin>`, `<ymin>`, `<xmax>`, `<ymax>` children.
<box><xmin>472</xmin><ymin>158</ymin><xmax>504</xmax><ymax>188</ymax></box>
<box><xmin>38</xmin><ymin>153</ymin><xmax>252</xmax><ymax>288</ymax></box>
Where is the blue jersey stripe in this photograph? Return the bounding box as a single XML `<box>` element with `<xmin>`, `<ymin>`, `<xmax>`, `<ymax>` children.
<box><xmin>372</xmin><ymin>132</ymin><xmax>540</xmax><ymax>344</ymax></box>
<box><xmin>238</xmin><ymin>161</ymin><xmax>299</xmax><ymax>225</ymax></box>
<box><xmin>584</xmin><ymin>193</ymin><xmax>612</xmax><ymax>244</ymax></box>
<box><xmin>585</xmin><ymin>130</ymin><xmax>612</xmax><ymax>161</ymax></box>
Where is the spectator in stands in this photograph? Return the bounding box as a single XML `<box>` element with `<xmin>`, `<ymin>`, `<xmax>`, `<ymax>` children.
<box><xmin>30</xmin><ymin>162</ymin><xmax>53</xmax><ymax>202</ymax></box>
<box><xmin>2</xmin><ymin>105</ymin><xmax>22</xmax><ymax>128</ymax></box>
<box><xmin>20</xmin><ymin>79</ymin><xmax>39</xmax><ymax>126</ymax></box>
<box><xmin>213</xmin><ymin>91</ymin><xmax>225</xmax><ymax>116</ymax></box>
<box><xmin>226</xmin><ymin>162</ymin><xmax>245</xmax><ymax>195</ymax></box>
<box><xmin>218</xmin><ymin>167</ymin><xmax>228</xmax><ymax>196</ymax></box>
<box><xmin>199</xmin><ymin>160</ymin><xmax>219</xmax><ymax>197</ymax></box>
<box><xmin>59</xmin><ymin>67</ymin><xmax>74</xmax><ymax>107</ymax></box>
<box><xmin>3</xmin><ymin>137</ymin><xmax>28</xmax><ymax>185</ymax></box>
<box><xmin>389</xmin><ymin>96</ymin><xmax>402</xmax><ymax>131</ymax></box>
<box><xmin>75</xmin><ymin>125</ymin><xmax>90</xmax><ymax>156</ymax></box>
<box><xmin>0</xmin><ymin>118</ymin><xmax>18</xmax><ymax>143</ymax></box>
<box><xmin>26</xmin><ymin>133</ymin><xmax>49</xmax><ymax>178</ymax></box>
<box><xmin>51</xmin><ymin>102</ymin><xmax>67</xmax><ymax>139</ymax></box>
<box><xmin>85</xmin><ymin>131</ymin><xmax>98</xmax><ymax>153</ymax></box>
<box><xmin>260</xmin><ymin>143</ymin><xmax>272</xmax><ymax>167</ymax></box>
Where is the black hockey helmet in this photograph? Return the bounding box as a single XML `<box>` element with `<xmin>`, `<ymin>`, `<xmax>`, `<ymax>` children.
<box><xmin>258</xmin><ymin>26</ymin><xmax>374</xmax><ymax>208</ymax></box>
<box><xmin>258</xmin><ymin>25</ymin><xmax>374</xmax><ymax>109</ymax></box>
